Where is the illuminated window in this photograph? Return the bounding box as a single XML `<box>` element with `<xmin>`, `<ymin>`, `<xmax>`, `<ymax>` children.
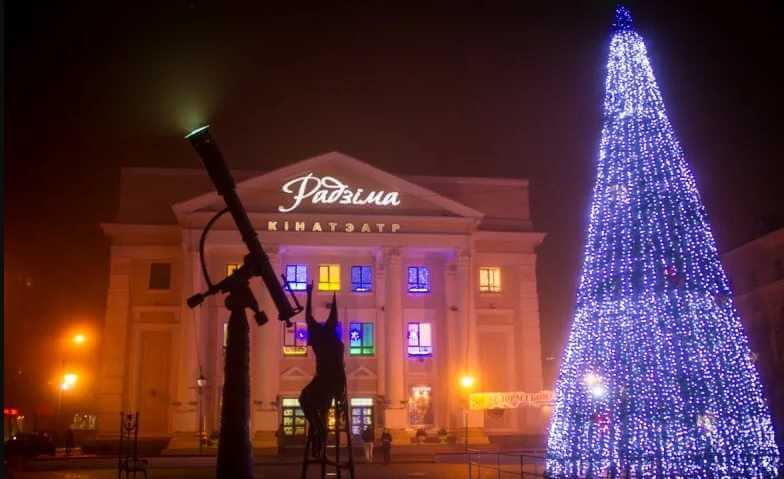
<box><xmin>283</xmin><ymin>322</ymin><xmax>308</xmax><ymax>356</ymax></box>
<box><xmin>226</xmin><ymin>263</ymin><xmax>240</xmax><ymax>277</ymax></box>
<box><xmin>479</xmin><ymin>267</ymin><xmax>502</xmax><ymax>293</ymax></box>
<box><xmin>349</xmin><ymin>323</ymin><xmax>374</xmax><ymax>356</ymax></box>
<box><xmin>350</xmin><ymin>397</ymin><xmax>374</xmax><ymax>436</ymax></box>
<box><xmin>285</xmin><ymin>264</ymin><xmax>308</xmax><ymax>291</ymax></box>
<box><xmin>351</xmin><ymin>266</ymin><xmax>373</xmax><ymax>292</ymax></box>
<box><xmin>407</xmin><ymin>322</ymin><xmax>432</xmax><ymax>356</ymax></box>
<box><xmin>407</xmin><ymin>266</ymin><xmax>431</xmax><ymax>293</ymax></box>
<box><xmin>409</xmin><ymin>386</ymin><xmax>433</xmax><ymax>425</ymax></box>
<box><xmin>281</xmin><ymin>398</ymin><xmax>306</xmax><ymax>436</ymax></box>
<box><xmin>319</xmin><ymin>264</ymin><xmax>341</xmax><ymax>291</ymax></box>
<box><xmin>149</xmin><ymin>263</ymin><xmax>171</xmax><ymax>290</ymax></box>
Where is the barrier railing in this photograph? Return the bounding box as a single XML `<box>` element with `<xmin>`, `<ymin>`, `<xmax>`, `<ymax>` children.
<box><xmin>466</xmin><ymin>449</ymin><xmax>547</xmax><ymax>479</ymax></box>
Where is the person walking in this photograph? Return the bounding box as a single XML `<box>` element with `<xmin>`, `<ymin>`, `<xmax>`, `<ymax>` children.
<box><xmin>64</xmin><ymin>429</ymin><xmax>74</xmax><ymax>457</ymax></box>
<box><xmin>380</xmin><ymin>428</ymin><xmax>392</xmax><ymax>465</ymax></box>
<box><xmin>360</xmin><ymin>425</ymin><xmax>374</xmax><ymax>463</ymax></box>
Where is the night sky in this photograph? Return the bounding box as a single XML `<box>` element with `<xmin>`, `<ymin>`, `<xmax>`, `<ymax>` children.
<box><xmin>4</xmin><ymin>2</ymin><xmax>783</xmax><ymax>413</ymax></box>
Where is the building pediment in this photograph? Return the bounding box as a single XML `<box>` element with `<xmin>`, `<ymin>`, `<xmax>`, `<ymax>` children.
<box><xmin>280</xmin><ymin>366</ymin><xmax>311</xmax><ymax>380</ymax></box>
<box><xmin>172</xmin><ymin>152</ymin><xmax>484</xmax><ymax>224</ymax></box>
<box><xmin>347</xmin><ymin>366</ymin><xmax>378</xmax><ymax>380</ymax></box>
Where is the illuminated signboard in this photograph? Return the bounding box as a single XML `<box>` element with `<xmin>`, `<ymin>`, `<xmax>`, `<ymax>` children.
<box><xmin>469</xmin><ymin>390</ymin><xmax>554</xmax><ymax>410</ymax></box>
<box><xmin>266</xmin><ymin>220</ymin><xmax>400</xmax><ymax>233</ymax></box>
<box><xmin>278</xmin><ymin>173</ymin><xmax>401</xmax><ymax>213</ymax></box>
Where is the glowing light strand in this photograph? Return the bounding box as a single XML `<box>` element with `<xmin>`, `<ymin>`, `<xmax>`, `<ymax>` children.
<box><xmin>545</xmin><ymin>6</ymin><xmax>780</xmax><ymax>477</ymax></box>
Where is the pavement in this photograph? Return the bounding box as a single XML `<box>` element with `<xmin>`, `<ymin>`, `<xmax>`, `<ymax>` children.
<box><xmin>8</xmin><ymin>462</ymin><xmax>485</xmax><ymax>479</ymax></box>
<box><xmin>7</xmin><ymin>449</ymin><xmax>548</xmax><ymax>479</ymax></box>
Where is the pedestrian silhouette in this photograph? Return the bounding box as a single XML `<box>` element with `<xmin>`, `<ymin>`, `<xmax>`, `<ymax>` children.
<box><xmin>65</xmin><ymin>429</ymin><xmax>74</xmax><ymax>457</ymax></box>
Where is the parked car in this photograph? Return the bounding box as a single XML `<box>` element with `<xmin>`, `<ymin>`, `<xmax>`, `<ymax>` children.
<box><xmin>4</xmin><ymin>432</ymin><xmax>56</xmax><ymax>458</ymax></box>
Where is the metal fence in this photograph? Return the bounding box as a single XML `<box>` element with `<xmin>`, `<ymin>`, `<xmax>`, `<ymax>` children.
<box><xmin>467</xmin><ymin>449</ymin><xmax>547</xmax><ymax>479</ymax></box>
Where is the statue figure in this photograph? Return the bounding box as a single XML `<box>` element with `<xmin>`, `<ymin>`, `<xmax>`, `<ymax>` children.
<box><xmin>299</xmin><ymin>283</ymin><xmax>346</xmax><ymax>457</ymax></box>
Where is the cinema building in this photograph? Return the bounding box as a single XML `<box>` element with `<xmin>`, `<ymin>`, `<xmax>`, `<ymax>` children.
<box><xmin>96</xmin><ymin>152</ymin><xmax>547</xmax><ymax>449</ymax></box>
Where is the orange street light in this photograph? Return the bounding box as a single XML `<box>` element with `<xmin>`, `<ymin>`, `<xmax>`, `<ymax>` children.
<box><xmin>73</xmin><ymin>333</ymin><xmax>87</xmax><ymax>345</ymax></box>
<box><xmin>63</xmin><ymin>373</ymin><xmax>78</xmax><ymax>388</ymax></box>
<box><xmin>460</xmin><ymin>374</ymin><xmax>475</xmax><ymax>390</ymax></box>
<box><xmin>458</xmin><ymin>374</ymin><xmax>477</xmax><ymax>453</ymax></box>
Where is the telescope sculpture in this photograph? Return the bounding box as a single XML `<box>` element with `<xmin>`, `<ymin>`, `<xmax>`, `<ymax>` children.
<box><xmin>184</xmin><ymin>125</ymin><xmax>302</xmax><ymax>479</ymax></box>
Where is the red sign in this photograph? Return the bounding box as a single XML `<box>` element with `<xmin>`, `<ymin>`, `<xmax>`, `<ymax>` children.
<box><xmin>4</xmin><ymin>408</ymin><xmax>19</xmax><ymax>416</ymax></box>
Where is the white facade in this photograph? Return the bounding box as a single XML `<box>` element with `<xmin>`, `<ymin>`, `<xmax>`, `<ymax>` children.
<box><xmin>96</xmin><ymin>152</ymin><xmax>547</xmax><ymax>447</ymax></box>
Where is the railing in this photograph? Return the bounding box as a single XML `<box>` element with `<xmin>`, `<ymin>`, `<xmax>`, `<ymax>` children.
<box><xmin>466</xmin><ymin>449</ymin><xmax>547</xmax><ymax>479</ymax></box>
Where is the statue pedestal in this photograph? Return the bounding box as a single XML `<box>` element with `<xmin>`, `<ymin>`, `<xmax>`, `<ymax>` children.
<box><xmin>252</xmin><ymin>409</ymin><xmax>278</xmax><ymax>449</ymax></box>
<box><xmin>450</xmin><ymin>409</ymin><xmax>489</xmax><ymax>445</ymax></box>
<box><xmin>384</xmin><ymin>408</ymin><xmax>410</xmax><ymax>443</ymax></box>
<box><xmin>163</xmin><ymin>432</ymin><xmax>200</xmax><ymax>453</ymax></box>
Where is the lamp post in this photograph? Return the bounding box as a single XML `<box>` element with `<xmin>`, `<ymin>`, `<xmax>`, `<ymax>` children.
<box><xmin>196</xmin><ymin>372</ymin><xmax>208</xmax><ymax>455</ymax></box>
<box><xmin>459</xmin><ymin>375</ymin><xmax>475</xmax><ymax>454</ymax></box>
<box><xmin>57</xmin><ymin>373</ymin><xmax>78</xmax><ymax>444</ymax></box>
<box><xmin>57</xmin><ymin>330</ymin><xmax>87</xmax><ymax>442</ymax></box>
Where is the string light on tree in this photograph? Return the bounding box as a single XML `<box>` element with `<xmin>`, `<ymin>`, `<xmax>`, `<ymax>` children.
<box><xmin>545</xmin><ymin>5</ymin><xmax>779</xmax><ymax>477</ymax></box>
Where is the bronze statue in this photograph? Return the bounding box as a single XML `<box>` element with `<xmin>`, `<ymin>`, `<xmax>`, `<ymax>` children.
<box><xmin>299</xmin><ymin>283</ymin><xmax>346</xmax><ymax>457</ymax></box>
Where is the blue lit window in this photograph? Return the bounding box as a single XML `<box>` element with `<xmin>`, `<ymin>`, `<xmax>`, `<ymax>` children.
<box><xmin>349</xmin><ymin>322</ymin><xmax>374</xmax><ymax>356</ymax></box>
<box><xmin>283</xmin><ymin>322</ymin><xmax>308</xmax><ymax>356</ymax></box>
<box><xmin>407</xmin><ymin>322</ymin><xmax>432</xmax><ymax>356</ymax></box>
<box><xmin>351</xmin><ymin>266</ymin><xmax>373</xmax><ymax>292</ymax></box>
<box><xmin>285</xmin><ymin>264</ymin><xmax>308</xmax><ymax>291</ymax></box>
<box><xmin>407</xmin><ymin>266</ymin><xmax>431</xmax><ymax>293</ymax></box>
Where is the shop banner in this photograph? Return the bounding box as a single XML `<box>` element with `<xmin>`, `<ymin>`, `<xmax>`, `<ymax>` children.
<box><xmin>469</xmin><ymin>390</ymin><xmax>554</xmax><ymax>410</ymax></box>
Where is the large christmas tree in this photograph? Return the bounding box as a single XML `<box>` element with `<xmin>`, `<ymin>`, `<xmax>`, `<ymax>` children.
<box><xmin>546</xmin><ymin>6</ymin><xmax>780</xmax><ymax>478</ymax></box>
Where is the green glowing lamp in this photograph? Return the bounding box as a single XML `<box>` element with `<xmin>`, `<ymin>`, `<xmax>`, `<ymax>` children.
<box><xmin>185</xmin><ymin>124</ymin><xmax>210</xmax><ymax>140</ymax></box>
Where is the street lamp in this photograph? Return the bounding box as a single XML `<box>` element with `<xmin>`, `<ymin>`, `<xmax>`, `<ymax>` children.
<box><xmin>72</xmin><ymin>333</ymin><xmax>86</xmax><ymax>346</ymax></box>
<box><xmin>459</xmin><ymin>374</ymin><xmax>476</xmax><ymax>453</ymax></box>
<box><xmin>196</xmin><ymin>371</ymin><xmax>208</xmax><ymax>455</ymax></box>
<box><xmin>57</xmin><ymin>373</ymin><xmax>78</xmax><ymax>443</ymax></box>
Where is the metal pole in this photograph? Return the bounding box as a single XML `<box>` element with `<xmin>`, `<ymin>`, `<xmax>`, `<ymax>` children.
<box><xmin>57</xmin><ymin>386</ymin><xmax>63</xmax><ymax>447</ymax></box>
<box><xmin>198</xmin><ymin>387</ymin><xmax>203</xmax><ymax>456</ymax></box>
<box><xmin>464</xmin><ymin>409</ymin><xmax>468</xmax><ymax>453</ymax></box>
<box><xmin>520</xmin><ymin>454</ymin><xmax>524</xmax><ymax>479</ymax></box>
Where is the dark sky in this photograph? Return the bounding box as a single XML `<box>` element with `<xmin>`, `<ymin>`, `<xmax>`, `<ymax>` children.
<box><xmin>4</xmin><ymin>1</ymin><xmax>783</xmax><ymax>411</ymax></box>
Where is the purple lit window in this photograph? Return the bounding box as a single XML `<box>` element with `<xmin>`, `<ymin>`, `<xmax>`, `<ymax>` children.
<box><xmin>407</xmin><ymin>322</ymin><xmax>432</xmax><ymax>356</ymax></box>
<box><xmin>351</xmin><ymin>266</ymin><xmax>373</xmax><ymax>292</ymax></box>
<box><xmin>285</xmin><ymin>264</ymin><xmax>308</xmax><ymax>291</ymax></box>
<box><xmin>407</xmin><ymin>266</ymin><xmax>431</xmax><ymax>293</ymax></box>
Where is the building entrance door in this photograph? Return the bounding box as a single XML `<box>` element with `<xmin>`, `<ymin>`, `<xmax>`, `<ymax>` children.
<box><xmin>350</xmin><ymin>398</ymin><xmax>374</xmax><ymax>436</ymax></box>
<box><xmin>136</xmin><ymin>330</ymin><xmax>172</xmax><ymax>436</ymax></box>
<box><xmin>281</xmin><ymin>398</ymin><xmax>306</xmax><ymax>437</ymax></box>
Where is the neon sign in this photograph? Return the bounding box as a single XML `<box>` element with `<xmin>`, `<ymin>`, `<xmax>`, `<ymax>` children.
<box><xmin>278</xmin><ymin>173</ymin><xmax>401</xmax><ymax>213</ymax></box>
<box><xmin>267</xmin><ymin>221</ymin><xmax>400</xmax><ymax>233</ymax></box>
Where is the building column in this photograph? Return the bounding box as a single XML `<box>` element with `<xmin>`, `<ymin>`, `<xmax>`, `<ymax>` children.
<box><xmin>374</xmin><ymin>250</ymin><xmax>387</xmax><ymax>399</ymax></box>
<box><xmin>455</xmin><ymin>251</ymin><xmax>471</xmax><ymax>375</ymax></box>
<box><xmin>444</xmin><ymin>260</ymin><xmax>460</xmax><ymax>429</ymax></box>
<box><xmin>383</xmin><ymin>249</ymin><xmax>407</xmax><ymax>436</ymax></box>
<box><xmin>253</xmin><ymin>247</ymin><xmax>281</xmax><ymax>449</ymax></box>
<box><xmin>518</xmin><ymin>255</ymin><xmax>546</xmax><ymax>434</ymax></box>
<box><xmin>96</xmin><ymin>255</ymin><xmax>131</xmax><ymax>438</ymax></box>
<box><xmin>167</xmin><ymin>246</ymin><xmax>204</xmax><ymax>450</ymax></box>
<box><xmin>455</xmin><ymin>250</ymin><xmax>485</xmax><ymax>438</ymax></box>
